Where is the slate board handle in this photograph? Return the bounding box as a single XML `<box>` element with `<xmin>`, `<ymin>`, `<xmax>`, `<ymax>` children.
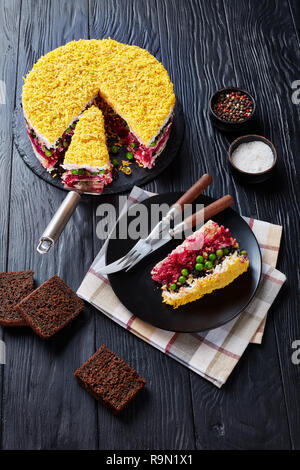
<box><xmin>37</xmin><ymin>191</ymin><xmax>82</xmax><ymax>254</ymax></box>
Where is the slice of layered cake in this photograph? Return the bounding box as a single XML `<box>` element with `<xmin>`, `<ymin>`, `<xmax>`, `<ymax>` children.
<box><xmin>61</xmin><ymin>105</ymin><xmax>112</xmax><ymax>194</ymax></box>
<box><xmin>151</xmin><ymin>220</ymin><xmax>250</xmax><ymax>308</ymax></box>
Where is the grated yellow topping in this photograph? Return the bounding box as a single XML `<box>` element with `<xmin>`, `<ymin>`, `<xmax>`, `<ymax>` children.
<box><xmin>22</xmin><ymin>39</ymin><xmax>176</xmax><ymax>146</ymax></box>
<box><xmin>162</xmin><ymin>255</ymin><xmax>250</xmax><ymax>309</ymax></box>
<box><xmin>64</xmin><ymin>105</ymin><xmax>109</xmax><ymax>168</ymax></box>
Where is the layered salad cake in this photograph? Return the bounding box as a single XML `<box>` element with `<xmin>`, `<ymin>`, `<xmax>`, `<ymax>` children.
<box><xmin>151</xmin><ymin>220</ymin><xmax>250</xmax><ymax>308</ymax></box>
<box><xmin>22</xmin><ymin>39</ymin><xmax>176</xmax><ymax>191</ymax></box>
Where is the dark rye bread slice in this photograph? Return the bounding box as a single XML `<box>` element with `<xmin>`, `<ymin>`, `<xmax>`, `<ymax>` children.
<box><xmin>74</xmin><ymin>344</ymin><xmax>146</xmax><ymax>415</ymax></box>
<box><xmin>0</xmin><ymin>270</ymin><xmax>34</xmax><ymax>326</ymax></box>
<box><xmin>16</xmin><ymin>275</ymin><xmax>84</xmax><ymax>338</ymax></box>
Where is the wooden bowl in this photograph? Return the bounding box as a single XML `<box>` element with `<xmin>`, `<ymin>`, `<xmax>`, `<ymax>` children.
<box><xmin>209</xmin><ymin>87</ymin><xmax>256</xmax><ymax>132</ymax></box>
<box><xmin>228</xmin><ymin>134</ymin><xmax>277</xmax><ymax>184</ymax></box>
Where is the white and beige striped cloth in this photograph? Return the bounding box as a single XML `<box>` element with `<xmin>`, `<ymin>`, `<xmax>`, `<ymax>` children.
<box><xmin>78</xmin><ymin>186</ymin><xmax>286</xmax><ymax>387</ymax></box>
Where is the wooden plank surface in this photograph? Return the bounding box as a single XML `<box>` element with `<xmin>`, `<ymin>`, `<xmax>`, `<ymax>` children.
<box><xmin>89</xmin><ymin>0</ymin><xmax>196</xmax><ymax>450</ymax></box>
<box><xmin>1</xmin><ymin>0</ymin><xmax>98</xmax><ymax>450</ymax></box>
<box><xmin>0</xmin><ymin>0</ymin><xmax>299</xmax><ymax>450</ymax></box>
<box><xmin>289</xmin><ymin>0</ymin><xmax>300</xmax><ymax>42</ymax></box>
<box><xmin>155</xmin><ymin>0</ymin><xmax>293</xmax><ymax>450</ymax></box>
<box><xmin>0</xmin><ymin>0</ymin><xmax>22</xmax><ymax>449</ymax></box>
<box><xmin>223</xmin><ymin>0</ymin><xmax>300</xmax><ymax>449</ymax></box>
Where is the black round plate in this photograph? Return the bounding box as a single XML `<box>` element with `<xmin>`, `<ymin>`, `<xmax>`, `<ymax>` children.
<box><xmin>106</xmin><ymin>193</ymin><xmax>262</xmax><ymax>332</ymax></box>
<box><xmin>13</xmin><ymin>100</ymin><xmax>184</xmax><ymax>196</ymax></box>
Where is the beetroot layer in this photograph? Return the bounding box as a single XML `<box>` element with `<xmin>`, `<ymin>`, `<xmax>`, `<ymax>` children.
<box><xmin>125</xmin><ymin>115</ymin><xmax>173</xmax><ymax>169</ymax></box>
<box><xmin>151</xmin><ymin>224</ymin><xmax>235</xmax><ymax>285</ymax></box>
<box><xmin>62</xmin><ymin>168</ymin><xmax>112</xmax><ymax>193</ymax></box>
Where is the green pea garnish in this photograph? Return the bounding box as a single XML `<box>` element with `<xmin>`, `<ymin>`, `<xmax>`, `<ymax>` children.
<box><xmin>223</xmin><ymin>248</ymin><xmax>229</xmax><ymax>255</ymax></box>
<box><xmin>181</xmin><ymin>268</ymin><xmax>189</xmax><ymax>277</ymax></box>
<box><xmin>92</xmin><ymin>172</ymin><xmax>98</xmax><ymax>175</ymax></box>
<box><xmin>178</xmin><ymin>275</ymin><xmax>187</xmax><ymax>284</ymax></box>
<box><xmin>195</xmin><ymin>263</ymin><xmax>204</xmax><ymax>271</ymax></box>
<box><xmin>126</xmin><ymin>151</ymin><xmax>133</xmax><ymax>160</ymax></box>
<box><xmin>72</xmin><ymin>169</ymin><xmax>79</xmax><ymax>175</ymax></box>
<box><xmin>44</xmin><ymin>150</ymin><xmax>52</xmax><ymax>157</ymax></box>
<box><xmin>196</xmin><ymin>255</ymin><xmax>204</xmax><ymax>263</ymax></box>
<box><xmin>240</xmin><ymin>250</ymin><xmax>248</xmax><ymax>256</ymax></box>
<box><xmin>66</xmin><ymin>127</ymin><xmax>71</xmax><ymax>133</ymax></box>
<box><xmin>169</xmin><ymin>283</ymin><xmax>177</xmax><ymax>291</ymax></box>
<box><xmin>100</xmin><ymin>169</ymin><xmax>106</xmax><ymax>174</ymax></box>
<box><xmin>205</xmin><ymin>261</ymin><xmax>213</xmax><ymax>270</ymax></box>
<box><xmin>150</xmin><ymin>142</ymin><xmax>156</xmax><ymax>147</ymax></box>
<box><xmin>208</xmin><ymin>253</ymin><xmax>217</xmax><ymax>261</ymax></box>
<box><xmin>111</xmin><ymin>145</ymin><xmax>119</xmax><ymax>154</ymax></box>
<box><xmin>216</xmin><ymin>249</ymin><xmax>223</xmax><ymax>257</ymax></box>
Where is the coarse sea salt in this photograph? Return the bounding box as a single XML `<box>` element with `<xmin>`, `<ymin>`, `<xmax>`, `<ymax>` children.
<box><xmin>231</xmin><ymin>141</ymin><xmax>274</xmax><ymax>173</ymax></box>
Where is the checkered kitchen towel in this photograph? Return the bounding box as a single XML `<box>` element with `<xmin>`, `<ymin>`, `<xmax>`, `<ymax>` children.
<box><xmin>77</xmin><ymin>186</ymin><xmax>286</xmax><ymax>387</ymax></box>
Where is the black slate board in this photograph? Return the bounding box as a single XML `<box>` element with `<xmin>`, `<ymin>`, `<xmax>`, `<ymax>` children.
<box><xmin>13</xmin><ymin>100</ymin><xmax>184</xmax><ymax>195</ymax></box>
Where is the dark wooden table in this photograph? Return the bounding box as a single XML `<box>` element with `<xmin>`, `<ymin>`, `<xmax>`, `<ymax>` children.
<box><xmin>0</xmin><ymin>0</ymin><xmax>299</xmax><ymax>450</ymax></box>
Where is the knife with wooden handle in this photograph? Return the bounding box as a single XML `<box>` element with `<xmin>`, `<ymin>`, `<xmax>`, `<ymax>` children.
<box><xmin>145</xmin><ymin>173</ymin><xmax>213</xmax><ymax>241</ymax></box>
<box><xmin>172</xmin><ymin>195</ymin><xmax>234</xmax><ymax>236</ymax></box>
<box><xmin>123</xmin><ymin>195</ymin><xmax>234</xmax><ymax>272</ymax></box>
<box><xmin>172</xmin><ymin>173</ymin><xmax>213</xmax><ymax>211</ymax></box>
